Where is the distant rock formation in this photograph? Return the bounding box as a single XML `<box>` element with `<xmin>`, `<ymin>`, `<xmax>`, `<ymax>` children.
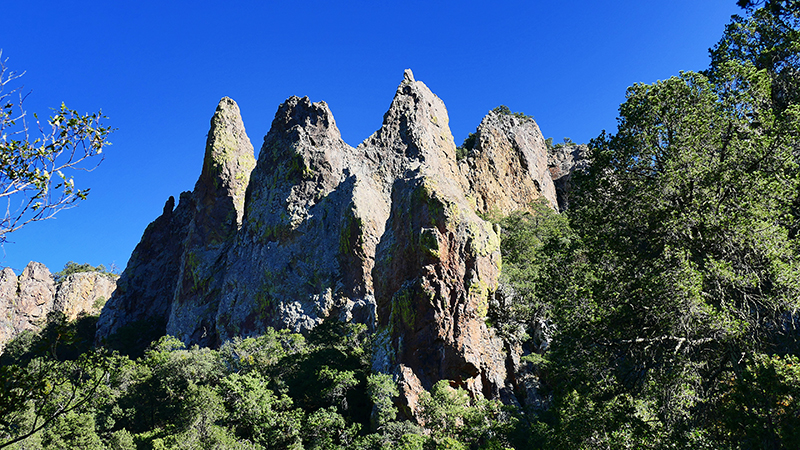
<box><xmin>0</xmin><ymin>262</ymin><xmax>117</xmax><ymax>352</ymax></box>
<box><xmin>96</xmin><ymin>70</ymin><xmax>581</xmax><ymax>412</ymax></box>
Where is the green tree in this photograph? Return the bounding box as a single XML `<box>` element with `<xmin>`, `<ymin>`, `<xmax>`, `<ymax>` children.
<box><xmin>52</xmin><ymin>261</ymin><xmax>115</xmax><ymax>285</ymax></box>
<box><xmin>709</xmin><ymin>353</ymin><xmax>800</xmax><ymax>448</ymax></box>
<box><xmin>709</xmin><ymin>1</ymin><xmax>799</xmax><ymax>113</ymax></box>
<box><xmin>0</xmin><ymin>52</ymin><xmax>112</xmax><ymax>243</ymax></box>
<box><xmin>366</xmin><ymin>373</ymin><xmax>399</xmax><ymax>429</ymax></box>
<box><xmin>218</xmin><ymin>372</ymin><xmax>303</xmax><ymax>449</ymax></box>
<box><xmin>0</xmin><ymin>349</ymin><xmax>115</xmax><ymax>449</ymax></box>
<box><xmin>558</xmin><ymin>58</ymin><xmax>800</xmax><ymax>445</ymax></box>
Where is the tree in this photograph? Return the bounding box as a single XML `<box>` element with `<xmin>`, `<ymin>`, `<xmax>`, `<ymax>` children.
<box><xmin>0</xmin><ymin>312</ymin><xmax>117</xmax><ymax>449</ymax></box>
<box><xmin>0</xmin><ymin>350</ymin><xmax>115</xmax><ymax>449</ymax></box>
<box><xmin>52</xmin><ymin>260</ymin><xmax>114</xmax><ymax>285</ymax></box>
<box><xmin>0</xmin><ymin>51</ymin><xmax>112</xmax><ymax>243</ymax></box>
<box><xmin>709</xmin><ymin>1</ymin><xmax>800</xmax><ymax>113</ymax></box>
<box><xmin>736</xmin><ymin>0</ymin><xmax>800</xmax><ymax>14</ymax></box>
<box><xmin>557</xmin><ymin>57</ymin><xmax>800</xmax><ymax>445</ymax></box>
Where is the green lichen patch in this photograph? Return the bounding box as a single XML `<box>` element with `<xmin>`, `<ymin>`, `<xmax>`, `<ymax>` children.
<box><xmin>468</xmin><ymin>279</ymin><xmax>490</xmax><ymax>319</ymax></box>
<box><xmin>390</xmin><ymin>286</ymin><xmax>416</xmax><ymax>330</ymax></box>
<box><xmin>339</xmin><ymin>211</ymin><xmax>364</xmax><ymax>255</ymax></box>
<box><xmin>467</xmin><ymin>220</ymin><xmax>501</xmax><ymax>258</ymax></box>
<box><xmin>412</xmin><ymin>178</ymin><xmax>446</xmax><ymax>227</ymax></box>
<box><xmin>418</xmin><ymin>227</ymin><xmax>440</xmax><ymax>259</ymax></box>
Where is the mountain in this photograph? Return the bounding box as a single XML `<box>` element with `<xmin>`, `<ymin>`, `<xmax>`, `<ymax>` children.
<box><xmin>96</xmin><ymin>69</ymin><xmax>581</xmax><ymax>412</ymax></box>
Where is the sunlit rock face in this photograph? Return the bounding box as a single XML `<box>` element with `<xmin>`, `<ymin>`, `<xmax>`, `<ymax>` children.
<box><xmin>0</xmin><ymin>262</ymin><xmax>116</xmax><ymax>353</ymax></box>
<box><xmin>459</xmin><ymin>109</ymin><xmax>558</xmax><ymax>215</ymax></box>
<box><xmin>96</xmin><ymin>70</ymin><xmax>562</xmax><ymax>410</ymax></box>
<box><xmin>548</xmin><ymin>143</ymin><xmax>589</xmax><ymax>211</ymax></box>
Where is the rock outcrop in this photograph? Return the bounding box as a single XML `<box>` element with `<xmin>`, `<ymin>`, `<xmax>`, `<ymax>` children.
<box><xmin>96</xmin><ymin>98</ymin><xmax>256</xmax><ymax>347</ymax></box>
<box><xmin>0</xmin><ymin>262</ymin><xmax>117</xmax><ymax>352</ymax></box>
<box><xmin>55</xmin><ymin>272</ymin><xmax>117</xmax><ymax>321</ymax></box>
<box><xmin>96</xmin><ymin>70</ymin><xmax>565</xmax><ymax>412</ymax></box>
<box><xmin>459</xmin><ymin>110</ymin><xmax>558</xmax><ymax>215</ymax></box>
<box><xmin>548</xmin><ymin>143</ymin><xmax>589</xmax><ymax>211</ymax></box>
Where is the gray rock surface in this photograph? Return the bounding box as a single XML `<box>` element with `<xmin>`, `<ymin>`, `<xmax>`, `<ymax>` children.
<box><xmin>96</xmin><ymin>70</ymin><xmax>562</xmax><ymax>411</ymax></box>
<box><xmin>548</xmin><ymin>143</ymin><xmax>589</xmax><ymax>211</ymax></box>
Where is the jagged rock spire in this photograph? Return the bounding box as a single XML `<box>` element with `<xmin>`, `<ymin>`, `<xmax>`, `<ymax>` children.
<box><xmin>195</xmin><ymin>97</ymin><xmax>256</xmax><ymax>233</ymax></box>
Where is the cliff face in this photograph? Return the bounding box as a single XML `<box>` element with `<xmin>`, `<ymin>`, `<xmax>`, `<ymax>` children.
<box><xmin>548</xmin><ymin>143</ymin><xmax>589</xmax><ymax>211</ymax></box>
<box><xmin>0</xmin><ymin>262</ymin><xmax>117</xmax><ymax>352</ymax></box>
<box><xmin>96</xmin><ymin>70</ymin><xmax>574</xmax><ymax>409</ymax></box>
<box><xmin>459</xmin><ymin>110</ymin><xmax>558</xmax><ymax>215</ymax></box>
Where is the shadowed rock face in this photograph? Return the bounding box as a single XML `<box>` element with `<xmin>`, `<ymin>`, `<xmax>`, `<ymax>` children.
<box><xmin>96</xmin><ymin>70</ymin><xmax>561</xmax><ymax>410</ymax></box>
<box><xmin>1</xmin><ymin>262</ymin><xmax>116</xmax><ymax>352</ymax></box>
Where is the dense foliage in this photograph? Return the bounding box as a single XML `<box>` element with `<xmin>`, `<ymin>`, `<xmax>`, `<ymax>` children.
<box><xmin>0</xmin><ymin>317</ymin><xmax>522</xmax><ymax>450</ymax></box>
<box><xmin>1</xmin><ymin>2</ymin><xmax>799</xmax><ymax>449</ymax></box>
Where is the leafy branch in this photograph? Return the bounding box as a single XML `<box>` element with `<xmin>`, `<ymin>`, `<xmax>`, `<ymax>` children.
<box><xmin>0</xmin><ymin>51</ymin><xmax>113</xmax><ymax>243</ymax></box>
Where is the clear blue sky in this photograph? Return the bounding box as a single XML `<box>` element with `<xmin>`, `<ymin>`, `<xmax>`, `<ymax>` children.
<box><xmin>0</xmin><ymin>0</ymin><xmax>742</xmax><ymax>274</ymax></box>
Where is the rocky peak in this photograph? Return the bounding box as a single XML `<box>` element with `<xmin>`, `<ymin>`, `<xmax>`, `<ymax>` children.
<box><xmin>15</xmin><ymin>262</ymin><xmax>56</xmax><ymax>331</ymax></box>
<box><xmin>194</xmin><ymin>97</ymin><xmax>256</xmax><ymax>236</ymax></box>
<box><xmin>245</xmin><ymin>96</ymin><xmax>350</xmax><ymax>235</ymax></box>
<box><xmin>358</xmin><ymin>69</ymin><xmax>460</xmax><ymax>193</ymax></box>
<box><xmin>459</xmin><ymin>109</ymin><xmax>558</xmax><ymax>215</ymax></box>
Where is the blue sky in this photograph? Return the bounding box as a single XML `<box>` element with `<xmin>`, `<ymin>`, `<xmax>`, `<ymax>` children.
<box><xmin>0</xmin><ymin>0</ymin><xmax>742</xmax><ymax>273</ymax></box>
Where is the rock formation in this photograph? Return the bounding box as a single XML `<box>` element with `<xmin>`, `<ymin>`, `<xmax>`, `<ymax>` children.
<box><xmin>459</xmin><ymin>110</ymin><xmax>558</xmax><ymax>215</ymax></box>
<box><xmin>96</xmin><ymin>97</ymin><xmax>256</xmax><ymax>347</ymax></box>
<box><xmin>0</xmin><ymin>262</ymin><xmax>117</xmax><ymax>352</ymax></box>
<box><xmin>548</xmin><ymin>143</ymin><xmax>589</xmax><ymax>211</ymax></box>
<box><xmin>96</xmin><ymin>70</ymin><xmax>573</xmax><ymax>412</ymax></box>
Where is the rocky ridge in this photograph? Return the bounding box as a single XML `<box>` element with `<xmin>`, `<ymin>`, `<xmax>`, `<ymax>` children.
<box><xmin>0</xmin><ymin>262</ymin><xmax>117</xmax><ymax>352</ymax></box>
<box><xmin>96</xmin><ymin>70</ymin><xmax>582</xmax><ymax>411</ymax></box>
